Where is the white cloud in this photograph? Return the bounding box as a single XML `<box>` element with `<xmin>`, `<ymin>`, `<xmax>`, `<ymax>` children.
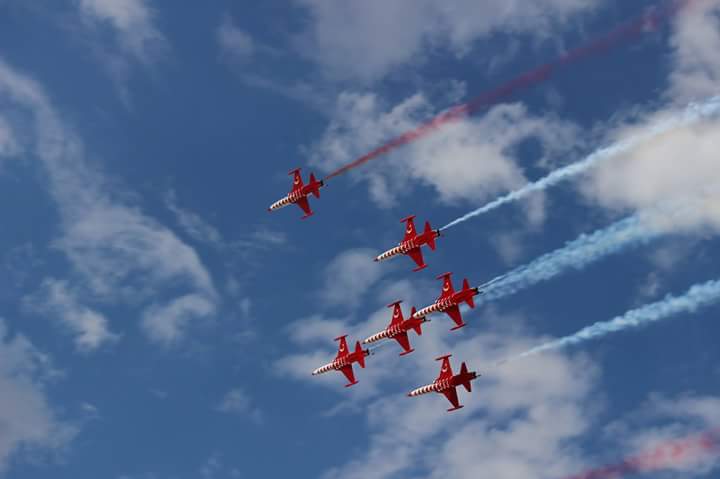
<box><xmin>0</xmin><ymin>321</ymin><xmax>76</xmax><ymax>472</ymax></box>
<box><xmin>0</xmin><ymin>115</ymin><xmax>20</xmax><ymax>158</ymax></box>
<box><xmin>216</xmin><ymin>388</ymin><xmax>262</xmax><ymax>423</ymax></box>
<box><xmin>76</xmin><ymin>0</ymin><xmax>167</xmax><ymax>102</ymax></box>
<box><xmin>294</xmin><ymin>0</ymin><xmax>601</xmax><ymax>82</ymax></box>
<box><xmin>310</xmin><ymin>92</ymin><xmax>578</xmax><ymax>209</ymax></box>
<box><xmin>321</xmin><ymin>248</ymin><xmax>385</xmax><ymax>308</ymax></box>
<box><xmin>603</xmin><ymin>393</ymin><xmax>720</xmax><ymax>477</ymax></box>
<box><xmin>668</xmin><ymin>0</ymin><xmax>720</xmax><ymax>101</ymax></box>
<box><xmin>217</xmin><ymin>15</ymin><xmax>255</xmax><ymax>62</ymax></box>
<box><xmin>141</xmin><ymin>293</ymin><xmax>216</xmax><ymax>345</ymax></box>
<box><xmin>199</xmin><ymin>453</ymin><xmax>242</xmax><ymax>479</ymax></box>
<box><xmin>0</xmin><ymin>59</ymin><xmax>218</xmax><ymax>346</ymax></box>
<box><xmin>78</xmin><ymin>0</ymin><xmax>166</xmax><ymax>64</ymax></box>
<box><xmin>25</xmin><ymin>278</ymin><xmax>119</xmax><ymax>352</ymax></box>
<box><xmin>582</xmin><ymin>119</ymin><xmax>720</xmax><ymax>234</ymax></box>
<box><xmin>578</xmin><ymin>1</ymin><xmax>720</xmax><ymax>236</ymax></box>
<box><xmin>164</xmin><ymin>189</ymin><xmax>223</xmax><ymax>247</ymax></box>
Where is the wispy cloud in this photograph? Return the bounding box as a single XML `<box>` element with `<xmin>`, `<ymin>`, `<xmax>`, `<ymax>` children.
<box><xmin>76</xmin><ymin>0</ymin><xmax>168</xmax><ymax>102</ymax></box>
<box><xmin>0</xmin><ymin>114</ymin><xmax>21</xmax><ymax>158</ymax></box>
<box><xmin>164</xmin><ymin>189</ymin><xmax>223</xmax><ymax>247</ymax></box>
<box><xmin>321</xmin><ymin>248</ymin><xmax>385</xmax><ymax>308</ymax></box>
<box><xmin>293</xmin><ymin>0</ymin><xmax>602</xmax><ymax>83</ymax></box>
<box><xmin>216</xmin><ymin>15</ymin><xmax>256</xmax><ymax>63</ymax></box>
<box><xmin>141</xmin><ymin>293</ymin><xmax>216</xmax><ymax>345</ymax></box>
<box><xmin>24</xmin><ymin>278</ymin><xmax>119</xmax><ymax>353</ymax></box>
<box><xmin>0</xmin><ymin>320</ymin><xmax>77</xmax><ymax>471</ymax></box>
<box><xmin>0</xmin><ymin>58</ymin><xmax>218</xmax><ymax>346</ymax></box>
<box><xmin>215</xmin><ymin>388</ymin><xmax>262</xmax><ymax>424</ymax></box>
<box><xmin>309</xmin><ymin>92</ymin><xmax>579</xmax><ymax>210</ymax></box>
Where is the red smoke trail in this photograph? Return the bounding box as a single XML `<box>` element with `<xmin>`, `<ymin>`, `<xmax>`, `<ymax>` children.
<box><xmin>324</xmin><ymin>0</ymin><xmax>694</xmax><ymax>181</ymax></box>
<box><xmin>566</xmin><ymin>428</ymin><xmax>720</xmax><ymax>479</ymax></box>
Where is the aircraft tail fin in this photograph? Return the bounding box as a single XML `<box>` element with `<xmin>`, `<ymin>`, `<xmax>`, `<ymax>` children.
<box><xmin>462</xmin><ymin>278</ymin><xmax>476</xmax><ymax>308</ymax></box>
<box><xmin>424</xmin><ymin>221</ymin><xmax>437</xmax><ymax>250</ymax></box>
<box><xmin>308</xmin><ymin>173</ymin><xmax>322</xmax><ymax>198</ymax></box>
<box><xmin>459</xmin><ymin>362</ymin><xmax>473</xmax><ymax>392</ymax></box>
<box><xmin>355</xmin><ymin>341</ymin><xmax>366</xmax><ymax>368</ymax></box>
<box><xmin>410</xmin><ymin>307</ymin><xmax>424</xmax><ymax>335</ymax></box>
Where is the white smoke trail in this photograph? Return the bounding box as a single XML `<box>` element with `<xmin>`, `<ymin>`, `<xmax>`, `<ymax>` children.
<box><xmin>512</xmin><ymin>278</ymin><xmax>720</xmax><ymax>360</ymax></box>
<box><xmin>441</xmin><ymin>96</ymin><xmax>720</xmax><ymax>230</ymax></box>
<box><xmin>480</xmin><ymin>214</ymin><xmax>658</xmax><ymax>302</ymax></box>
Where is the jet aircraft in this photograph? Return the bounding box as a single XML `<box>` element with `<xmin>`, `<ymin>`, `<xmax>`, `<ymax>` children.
<box><xmin>412</xmin><ymin>272</ymin><xmax>481</xmax><ymax>330</ymax></box>
<box><xmin>363</xmin><ymin>301</ymin><xmax>428</xmax><ymax>356</ymax></box>
<box><xmin>312</xmin><ymin>335</ymin><xmax>369</xmax><ymax>387</ymax></box>
<box><xmin>408</xmin><ymin>354</ymin><xmax>479</xmax><ymax>412</ymax></box>
<box><xmin>374</xmin><ymin>215</ymin><xmax>441</xmax><ymax>271</ymax></box>
<box><xmin>268</xmin><ymin>168</ymin><xmax>324</xmax><ymax>219</ymax></box>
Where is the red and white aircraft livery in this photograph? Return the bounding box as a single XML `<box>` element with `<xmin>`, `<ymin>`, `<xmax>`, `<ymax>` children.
<box><xmin>408</xmin><ymin>355</ymin><xmax>479</xmax><ymax>412</ymax></box>
<box><xmin>374</xmin><ymin>215</ymin><xmax>441</xmax><ymax>272</ymax></box>
<box><xmin>412</xmin><ymin>272</ymin><xmax>481</xmax><ymax>331</ymax></box>
<box><xmin>268</xmin><ymin>168</ymin><xmax>324</xmax><ymax>219</ymax></box>
<box><xmin>362</xmin><ymin>301</ymin><xmax>429</xmax><ymax>356</ymax></box>
<box><xmin>312</xmin><ymin>335</ymin><xmax>369</xmax><ymax>387</ymax></box>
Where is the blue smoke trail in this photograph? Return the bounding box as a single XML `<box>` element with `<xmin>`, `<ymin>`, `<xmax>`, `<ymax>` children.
<box><xmin>441</xmin><ymin>96</ymin><xmax>720</xmax><ymax>230</ymax></box>
<box><xmin>513</xmin><ymin>278</ymin><xmax>720</xmax><ymax>359</ymax></box>
<box><xmin>480</xmin><ymin>215</ymin><xmax>658</xmax><ymax>302</ymax></box>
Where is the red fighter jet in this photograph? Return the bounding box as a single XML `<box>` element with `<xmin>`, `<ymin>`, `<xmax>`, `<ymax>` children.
<box><xmin>412</xmin><ymin>272</ymin><xmax>481</xmax><ymax>331</ymax></box>
<box><xmin>362</xmin><ymin>301</ymin><xmax>429</xmax><ymax>356</ymax></box>
<box><xmin>408</xmin><ymin>354</ymin><xmax>479</xmax><ymax>412</ymax></box>
<box><xmin>374</xmin><ymin>215</ymin><xmax>441</xmax><ymax>272</ymax></box>
<box><xmin>268</xmin><ymin>168</ymin><xmax>325</xmax><ymax>219</ymax></box>
<box><xmin>311</xmin><ymin>335</ymin><xmax>369</xmax><ymax>387</ymax></box>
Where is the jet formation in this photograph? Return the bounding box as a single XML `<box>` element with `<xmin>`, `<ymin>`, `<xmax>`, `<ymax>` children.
<box><xmin>270</xmin><ymin>172</ymin><xmax>488</xmax><ymax>412</ymax></box>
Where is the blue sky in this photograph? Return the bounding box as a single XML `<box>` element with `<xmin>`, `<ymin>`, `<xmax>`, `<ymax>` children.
<box><xmin>0</xmin><ymin>1</ymin><xmax>719</xmax><ymax>478</ymax></box>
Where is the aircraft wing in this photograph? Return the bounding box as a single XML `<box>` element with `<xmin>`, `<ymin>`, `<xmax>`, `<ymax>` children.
<box><xmin>389</xmin><ymin>303</ymin><xmax>404</xmax><ymax>327</ymax></box>
<box><xmin>291</xmin><ymin>169</ymin><xmax>305</xmax><ymax>192</ymax></box>
<box><xmin>406</xmin><ymin>247</ymin><xmax>426</xmax><ymax>271</ymax></box>
<box><xmin>393</xmin><ymin>331</ymin><xmax>413</xmax><ymax>354</ymax></box>
<box><xmin>339</xmin><ymin>365</ymin><xmax>357</xmax><ymax>386</ymax></box>
<box><xmin>295</xmin><ymin>196</ymin><xmax>313</xmax><ymax>217</ymax></box>
<box><xmin>403</xmin><ymin>216</ymin><xmax>417</xmax><ymax>241</ymax></box>
<box><xmin>438</xmin><ymin>274</ymin><xmax>455</xmax><ymax>300</ymax></box>
<box><xmin>444</xmin><ymin>305</ymin><xmax>466</xmax><ymax>330</ymax></box>
<box><xmin>441</xmin><ymin>387</ymin><xmax>462</xmax><ymax>410</ymax></box>
<box><xmin>437</xmin><ymin>356</ymin><xmax>454</xmax><ymax>380</ymax></box>
<box><xmin>335</xmin><ymin>336</ymin><xmax>350</xmax><ymax>359</ymax></box>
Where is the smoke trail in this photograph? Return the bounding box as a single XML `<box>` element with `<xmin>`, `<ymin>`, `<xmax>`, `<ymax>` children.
<box><xmin>480</xmin><ymin>215</ymin><xmax>658</xmax><ymax>303</ymax></box>
<box><xmin>441</xmin><ymin>95</ymin><xmax>720</xmax><ymax>230</ymax></box>
<box><xmin>565</xmin><ymin>429</ymin><xmax>719</xmax><ymax>479</ymax></box>
<box><xmin>512</xmin><ymin>278</ymin><xmax>720</xmax><ymax>360</ymax></box>
<box><xmin>324</xmin><ymin>0</ymin><xmax>693</xmax><ymax>181</ymax></box>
